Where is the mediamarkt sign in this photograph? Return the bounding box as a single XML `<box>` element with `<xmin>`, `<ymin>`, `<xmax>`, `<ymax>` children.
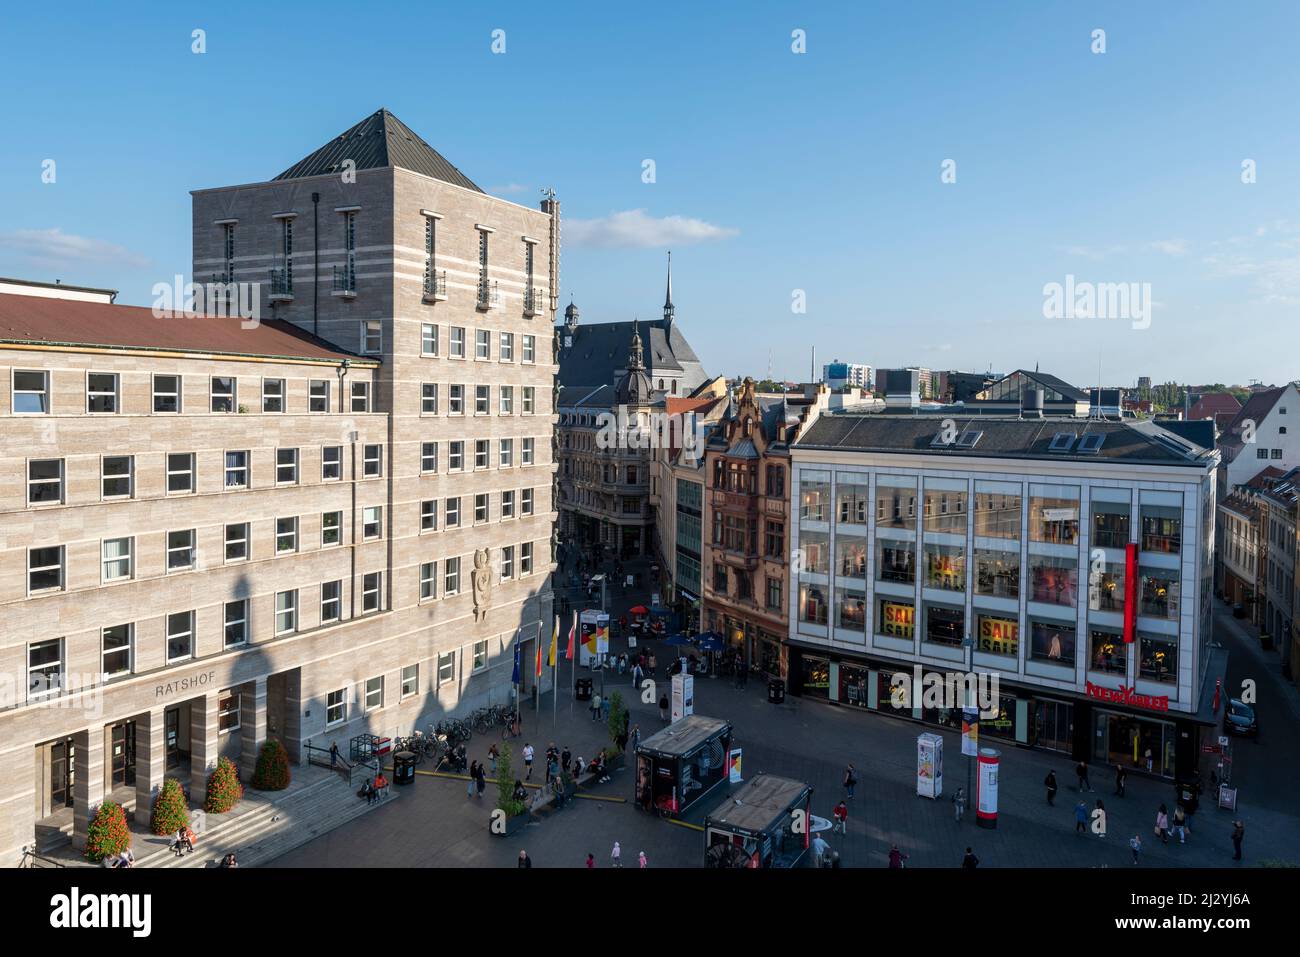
<box><xmin>1085</xmin><ymin>680</ymin><xmax>1170</xmax><ymax>712</ymax></box>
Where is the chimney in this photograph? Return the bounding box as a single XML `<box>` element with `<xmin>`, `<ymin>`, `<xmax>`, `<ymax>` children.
<box><xmin>1021</xmin><ymin>388</ymin><xmax>1045</xmax><ymax>419</ymax></box>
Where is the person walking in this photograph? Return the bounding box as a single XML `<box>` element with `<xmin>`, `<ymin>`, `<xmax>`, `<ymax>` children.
<box><xmin>1155</xmin><ymin>805</ymin><xmax>1169</xmax><ymax>844</ymax></box>
<box><xmin>476</xmin><ymin>762</ymin><xmax>487</xmax><ymax>799</ymax></box>
<box><xmin>1114</xmin><ymin>764</ymin><xmax>1127</xmax><ymax>798</ymax></box>
<box><xmin>467</xmin><ymin>761</ymin><xmax>478</xmax><ymax>799</ymax></box>
<box><xmin>518</xmin><ymin>850</ymin><xmax>532</xmax><ymax>869</ymax></box>
<box><xmin>1129</xmin><ymin>834</ymin><xmax>1142</xmax><ymax>865</ymax></box>
<box><xmin>329</xmin><ymin>741</ymin><xmax>340</xmax><ymax>769</ymax></box>
<box><xmin>638</xmin><ymin>850</ymin><xmax>647</xmax><ymax>869</ymax></box>
<box><xmin>610</xmin><ymin>841</ymin><xmax>622</xmax><ymax>868</ymax></box>
<box><xmin>812</xmin><ymin>834</ymin><xmax>830</xmax><ymax>867</ymax></box>
<box><xmin>1231</xmin><ymin>820</ymin><xmax>1245</xmax><ymax>861</ymax></box>
<box><xmin>961</xmin><ymin>847</ymin><xmax>979</xmax><ymax>869</ymax></box>
<box><xmin>630</xmin><ymin>725</ymin><xmax>641</xmax><ymax>753</ymax></box>
<box><xmin>1094</xmin><ymin>798</ymin><xmax>1107</xmax><ymax>837</ymax></box>
<box><xmin>843</xmin><ymin>763</ymin><xmax>858</xmax><ymax>800</ymax></box>
<box><xmin>1074</xmin><ymin>800</ymin><xmax>1088</xmax><ymax>835</ymax></box>
<box><xmin>632</xmin><ymin>662</ymin><xmax>643</xmax><ymax>688</ymax></box>
<box><xmin>487</xmin><ymin>744</ymin><xmax>499</xmax><ymax>776</ymax></box>
<box><xmin>1171</xmin><ymin>804</ymin><xmax>1188</xmax><ymax>844</ymax></box>
<box><xmin>1045</xmin><ymin>770</ymin><xmax>1059</xmax><ymax>806</ymax></box>
<box><xmin>887</xmin><ymin>845</ymin><xmax>908</xmax><ymax>869</ymax></box>
<box><xmin>561</xmin><ymin>746</ymin><xmax>572</xmax><ymax>774</ymax></box>
<box><xmin>1076</xmin><ymin>760</ymin><xmax>1092</xmax><ymax>792</ymax></box>
<box><xmin>832</xmin><ymin>800</ymin><xmax>848</xmax><ymax>835</ymax></box>
<box><xmin>591</xmin><ymin>691</ymin><xmax>602</xmax><ymax>722</ymax></box>
<box><xmin>659</xmin><ymin>694</ymin><xmax>670</xmax><ymax>722</ymax></box>
<box><xmin>586</xmin><ymin>853</ymin><xmax>595</xmax><ymax>869</ymax></box>
<box><xmin>522</xmin><ymin>743</ymin><xmax>535</xmax><ymax>781</ymax></box>
<box><xmin>952</xmin><ymin>786</ymin><xmax>967</xmax><ymax>823</ymax></box>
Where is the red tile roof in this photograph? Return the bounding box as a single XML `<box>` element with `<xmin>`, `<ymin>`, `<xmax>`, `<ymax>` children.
<box><xmin>1188</xmin><ymin>392</ymin><xmax>1241</xmax><ymax>421</ymax></box>
<box><xmin>0</xmin><ymin>292</ymin><xmax>372</xmax><ymax>364</ymax></box>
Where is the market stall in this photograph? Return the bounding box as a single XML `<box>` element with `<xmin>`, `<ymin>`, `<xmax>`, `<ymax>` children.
<box><xmin>635</xmin><ymin>715</ymin><xmax>733</xmax><ymax>818</ymax></box>
<box><xmin>703</xmin><ymin>773</ymin><xmax>814</xmax><ymax>868</ymax></box>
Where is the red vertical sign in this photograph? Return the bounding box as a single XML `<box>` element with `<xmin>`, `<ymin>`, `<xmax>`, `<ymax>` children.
<box><xmin>1123</xmin><ymin>543</ymin><xmax>1138</xmax><ymax>643</ymax></box>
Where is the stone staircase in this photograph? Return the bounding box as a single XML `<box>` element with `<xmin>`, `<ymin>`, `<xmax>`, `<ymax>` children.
<box><xmin>140</xmin><ymin>769</ymin><xmax>395</xmax><ymax>868</ymax></box>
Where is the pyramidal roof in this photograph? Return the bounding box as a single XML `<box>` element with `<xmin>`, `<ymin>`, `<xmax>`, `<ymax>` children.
<box><xmin>273</xmin><ymin>108</ymin><xmax>483</xmax><ymax>192</ymax></box>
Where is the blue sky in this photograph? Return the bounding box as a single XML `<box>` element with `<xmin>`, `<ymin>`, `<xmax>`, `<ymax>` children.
<box><xmin>2</xmin><ymin>0</ymin><xmax>1298</xmax><ymax>387</ymax></box>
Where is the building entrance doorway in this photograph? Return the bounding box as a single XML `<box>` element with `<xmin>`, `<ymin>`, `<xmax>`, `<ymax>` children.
<box><xmin>1033</xmin><ymin>699</ymin><xmax>1073</xmax><ymax>753</ymax></box>
<box><xmin>50</xmin><ymin>738</ymin><xmax>75</xmax><ymax>808</ymax></box>
<box><xmin>110</xmin><ymin>721</ymin><xmax>136</xmax><ymax>787</ymax></box>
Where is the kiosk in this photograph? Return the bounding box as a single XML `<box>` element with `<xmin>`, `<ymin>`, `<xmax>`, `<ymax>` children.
<box><xmin>704</xmin><ymin>773</ymin><xmax>813</xmax><ymax>868</ymax></box>
<box><xmin>635</xmin><ymin>715</ymin><xmax>732</xmax><ymax>818</ymax></box>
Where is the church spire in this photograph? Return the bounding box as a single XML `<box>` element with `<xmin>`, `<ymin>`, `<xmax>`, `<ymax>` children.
<box><xmin>629</xmin><ymin>320</ymin><xmax>645</xmax><ymax>370</ymax></box>
<box><xmin>663</xmin><ymin>250</ymin><xmax>675</xmax><ymax>329</ymax></box>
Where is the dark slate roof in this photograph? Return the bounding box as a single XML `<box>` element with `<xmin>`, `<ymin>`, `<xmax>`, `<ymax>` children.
<box><xmin>705</xmin><ymin>774</ymin><xmax>811</xmax><ymax>833</ymax></box>
<box><xmin>1162</xmin><ymin>419</ymin><xmax>1216</xmax><ymax>451</ymax></box>
<box><xmin>1019</xmin><ymin>370</ymin><xmax>1089</xmax><ymax>402</ymax></box>
<box><xmin>795</xmin><ymin>413</ymin><xmax>1217</xmax><ymax>467</ymax></box>
<box><xmin>558</xmin><ymin>384</ymin><xmax>613</xmax><ymax>410</ymax></box>
<box><xmin>557</xmin><ymin>318</ymin><xmax>706</xmax><ymax>392</ymax></box>
<box><xmin>1221</xmin><ymin>387</ymin><xmax>1286</xmax><ymax>448</ymax></box>
<box><xmin>273</xmin><ymin>109</ymin><xmax>483</xmax><ymax>192</ymax></box>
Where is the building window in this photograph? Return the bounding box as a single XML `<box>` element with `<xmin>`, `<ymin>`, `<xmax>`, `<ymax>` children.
<box><xmin>523</xmin><ymin>335</ymin><xmax>536</xmax><ymax>363</ymax></box>
<box><xmin>224</xmin><ymin>450</ymin><xmax>249</xmax><ymax>489</ymax></box>
<box><xmin>309</xmin><ymin>380</ymin><xmax>330</xmax><ymax>413</ymax></box>
<box><xmin>475</xmin><ymin>328</ymin><xmax>491</xmax><ymax>360</ymax></box>
<box><xmin>499</xmin><ymin>385</ymin><xmax>514</xmax><ymax>415</ymax></box>
<box><xmin>401</xmin><ymin>664</ymin><xmax>419</xmax><ymax>699</ymax></box>
<box><xmin>1029</xmin><ymin>489</ymin><xmax>1080</xmax><ymax>544</ymax></box>
<box><xmin>362</xmin><ymin>572</ymin><xmax>382</xmax><ymax>613</ymax></box>
<box><xmin>167</xmin><ymin>529</ymin><xmax>196</xmax><ymax>571</ymax></box>
<box><xmin>522</xmin><ymin>438</ymin><xmax>535</xmax><ymax>466</ymax></box>
<box><xmin>218</xmin><ymin>691</ymin><xmax>242</xmax><ymax>733</ymax></box>
<box><xmin>102</xmin><ymin>455</ymin><xmax>132</xmax><ymax>499</ymax></box>
<box><xmin>877</xmin><ymin>540</ymin><xmax>916</xmax><ymax>584</ymax></box>
<box><xmin>224</xmin><ymin>599</ymin><xmax>248</xmax><ymax>648</ymax></box>
<box><xmin>446</xmin><ymin>496</ymin><xmax>460</xmax><ymax>528</ymax></box>
<box><xmin>475</xmin><ymin>493</ymin><xmax>489</xmax><ymax>524</ymax></box>
<box><xmin>500</xmin><ymin>332</ymin><xmax>514</xmax><ymax>361</ymax></box>
<box><xmin>166</xmin><ymin>611</ymin><xmax>195</xmax><ymax>662</ymax></box>
<box><xmin>1088</xmin><ymin>627</ymin><xmax>1125</xmax><ymax>674</ymax></box>
<box><xmin>501</xmin><ymin>490</ymin><xmax>516</xmax><ymax>519</ymax></box>
<box><xmin>1139</xmin><ymin>568</ymin><xmax>1180</xmax><ymax>619</ymax></box>
<box><xmin>422</xmin><ymin>382</ymin><xmax>439</xmax><ymax>414</ymax></box>
<box><xmin>522</xmin><ymin>387</ymin><xmax>536</xmax><ymax>414</ymax></box>
<box><xmin>420</xmin><ymin>561</ymin><xmax>437</xmax><ymax>601</ymax></box>
<box><xmin>342</xmin><ymin>211</ymin><xmax>357</xmax><ymax>289</ymax></box>
<box><xmin>475</xmin><ymin>385</ymin><xmax>490</xmax><ymax>415</ymax></box>
<box><xmin>14</xmin><ymin>370</ymin><xmax>51</xmax><ymax>414</ymax></box>
<box><xmin>521</xmin><ymin>542</ymin><xmax>533</xmax><ymax>575</ymax></box>
<box><xmin>276</xmin><ymin>448</ymin><xmax>299</xmax><ymax>484</ymax></box>
<box><xmin>211</xmin><ymin>376</ymin><xmax>236</xmax><ymax>413</ymax></box>
<box><xmin>472</xmin><ymin>640</ymin><xmax>488</xmax><ymax>672</ymax></box>
<box><xmin>225</xmin><ymin>523</ymin><xmax>249</xmax><ymax>562</ymax></box>
<box><xmin>322</xmin><ymin>445</ymin><xmax>343</xmax><ymax>481</ymax></box>
<box><xmin>501</xmin><ymin>546</ymin><xmax>514</xmax><ymax>579</ymax></box>
<box><xmin>361</xmin><ymin>320</ymin><xmax>382</xmax><ymax>355</ymax></box>
<box><xmin>221</xmin><ymin>222</ymin><xmax>236</xmax><ymax>281</ymax></box>
<box><xmin>449</xmin><ymin>384</ymin><xmax>464</xmax><ymax>415</ymax></box>
<box><xmin>1140</xmin><ymin>505</ymin><xmax>1182</xmax><ymax>554</ymax></box>
<box><xmin>450</xmin><ymin>326</ymin><xmax>466</xmax><ymax>358</ymax></box>
<box><xmin>445</xmin><ymin>556</ymin><xmax>461</xmax><ymax>595</ymax></box>
<box><xmin>1029</xmin><ymin>617</ymin><xmax>1076</xmax><ymax>666</ymax></box>
<box><xmin>421</xmin><ymin>441</ymin><xmax>439</xmax><ymax>473</ymax></box>
<box><xmin>1139</xmin><ymin>633</ymin><xmax>1177</xmax><ymax>683</ymax></box>
<box><xmin>102</xmin><ymin>624</ymin><xmax>133</xmax><ymax>677</ymax></box>
<box><xmin>27</xmin><ymin>458</ymin><xmax>62</xmax><ymax>504</ymax></box>
<box><xmin>363</xmin><ymin>506</ymin><xmax>382</xmax><ymax>540</ymax></box>
<box><xmin>422</xmin><ymin>322</ymin><xmax>438</xmax><ymax>356</ymax></box>
<box><xmin>166</xmin><ymin>453</ymin><xmax>195</xmax><ymax>494</ymax></box>
<box><xmin>322</xmin><ymin>510</ymin><xmax>343</xmax><ymax>547</ymax></box>
<box><xmin>1272</xmin><ymin>448</ymin><xmax>1283</xmax><ymax>459</ymax></box>
<box><xmin>365</xmin><ymin>676</ymin><xmax>384</xmax><ymax>711</ymax></box>
<box><xmin>475</xmin><ymin>440</ymin><xmax>489</xmax><ymax>469</ymax></box>
<box><xmin>28</xmin><ymin>545</ymin><xmax>64</xmax><ymax>593</ymax></box>
<box><xmin>262</xmin><ymin>378</ymin><xmax>285</xmax><ymax>413</ymax></box>
<box><xmin>974</xmin><ymin>548</ymin><xmax>1019</xmax><ymax>599</ymax></box>
<box><xmin>767</xmin><ymin>576</ymin><xmax>782</xmax><ymax>610</ymax></box>
<box><xmin>149</xmin><ymin>373</ymin><xmax>180</xmax><ymax>411</ymax></box>
<box><xmin>363</xmin><ymin>444</ymin><xmax>382</xmax><ymax>478</ymax></box>
<box><xmin>276</xmin><ymin>516</ymin><xmax>298</xmax><ymax>554</ymax></box>
<box><xmin>101</xmin><ymin>537</ymin><xmax>133</xmax><ymax>582</ymax></box>
<box><xmin>321</xmin><ymin>580</ymin><xmax>342</xmax><ymax>623</ymax></box>
<box><xmin>326</xmin><ymin>689</ymin><xmax>346</xmax><ymax>726</ymax></box>
<box><xmin>28</xmin><ymin>639</ymin><xmax>63</xmax><ymax>698</ymax></box>
<box><xmin>449</xmin><ymin>441</ymin><xmax>464</xmax><ymax>471</ymax></box>
<box><xmin>275</xmin><ymin>590</ymin><xmax>297</xmax><ymax>634</ymax></box>
<box><xmin>421</xmin><ymin>499</ymin><xmax>438</xmax><ymax>532</ymax></box>
<box><xmin>499</xmin><ymin>439</ymin><xmax>514</xmax><ymax>467</ymax></box>
<box><xmin>437</xmin><ymin>652</ymin><xmax>455</xmax><ymax>686</ymax></box>
<box><xmin>522</xmin><ymin>488</ymin><xmax>534</xmax><ymax>516</ymax></box>
<box><xmin>351</xmin><ymin>381</ymin><xmax>370</xmax><ymax>413</ymax></box>
<box><xmin>87</xmin><ymin>372</ymin><xmax>119</xmax><ymax>413</ymax></box>
<box><xmin>923</xmin><ymin>543</ymin><xmax>965</xmax><ymax>591</ymax></box>
<box><xmin>1029</xmin><ymin>554</ymin><xmax>1078</xmax><ymax>606</ymax></box>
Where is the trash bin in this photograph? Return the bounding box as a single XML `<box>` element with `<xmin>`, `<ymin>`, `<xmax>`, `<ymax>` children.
<box><xmin>1174</xmin><ymin>774</ymin><xmax>1202</xmax><ymax>815</ymax></box>
<box><xmin>393</xmin><ymin>751</ymin><xmax>417</xmax><ymax>786</ymax></box>
<box><xmin>575</xmin><ymin>678</ymin><xmax>593</xmax><ymax>701</ymax></box>
<box><xmin>768</xmin><ymin>679</ymin><xmax>785</xmax><ymax>704</ymax></box>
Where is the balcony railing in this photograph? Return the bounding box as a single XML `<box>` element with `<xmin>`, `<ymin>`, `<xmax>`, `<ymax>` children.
<box><xmin>268</xmin><ymin>267</ymin><xmax>293</xmax><ymax>299</ymax></box>
<box><xmin>523</xmin><ymin>285</ymin><xmax>544</xmax><ymax>316</ymax></box>
<box><xmin>333</xmin><ymin>264</ymin><xmax>356</xmax><ymax>296</ymax></box>
<box><xmin>476</xmin><ymin>278</ymin><xmax>499</xmax><ymax>309</ymax></box>
<box><xmin>712</xmin><ymin>489</ymin><xmax>757</xmax><ymax>512</ymax></box>
<box><xmin>423</xmin><ymin>268</ymin><xmax>447</xmax><ymax>301</ymax></box>
<box><xmin>763</xmin><ymin>497</ymin><xmax>787</xmax><ymax>516</ymax></box>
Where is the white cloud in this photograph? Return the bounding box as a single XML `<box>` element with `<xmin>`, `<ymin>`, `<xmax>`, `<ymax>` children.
<box><xmin>565</xmin><ymin>209</ymin><xmax>738</xmax><ymax>248</ymax></box>
<box><xmin>0</xmin><ymin>228</ymin><xmax>150</xmax><ymax>269</ymax></box>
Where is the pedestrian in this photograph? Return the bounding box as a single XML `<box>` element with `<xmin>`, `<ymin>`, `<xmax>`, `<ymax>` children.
<box><xmin>467</xmin><ymin>761</ymin><xmax>478</xmax><ymax>799</ymax></box>
<box><xmin>887</xmin><ymin>845</ymin><xmax>908</xmax><ymax>869</ymax></box>
<box><xmin>329</xmin><ymin>741</ymin><xmax>340</xmax><ymax>769</ymax></box>
<box><xmin>812</xmin><ymin>834</ymin><xmax>830</xmax><ymax>867</ymax></box>
<box><xmin>630</xmin><ymin>725</ymin><xmax>641</xmax><ymax>753</ymax></box>
<box><xmin>518</xmin><ymin>850</ymin><xmax>532</xmax><ymax>869</ymax></box>
<box><xmin>952</xmin><ymin>786</ymin><xmax>966</xmax><ymax>823</ymax></box>
<box><xmin>961</xmin><ymin>847</ymin><xmax>979</xmax><ymax>869</ymax></box>
<box><xmin>1129</xmin><ymin>834</ymin><xmax>1142</xmax><ymax>865</ymax></box>
<box><xmin>659</xmin><ymin>694</ymin><xmax>669</xmax><ymax>722</ymax></box>
<box><xmin>1144</xmin><ymin>747</ymin><xmax>1153</xmax><ymax>774</ymax></box>
<box><xmin>1115</xmin><ymin>764</ymin><xmax>1127</xmax><ymax>798</ymax></box>
<box><xmin>648</xmin><ymin>651</ymin><xmax>657</xmax><ymax>673</ymax></box>
<box><xmin>611</xmin><ymin>841</ymin><xmax>622</xmax><ymax>868</ymax></box>
<box><xmin>523</xmin><ymin>743</ymin><xmax>535</xmax><ymax>780</ymax></box>
<box><xmin>488</xmin><ymin>743</ymin><xmax>499</xmax><ymax>776</ymax></box>
<box><xmin>1156</xmin><ymin>804</ymin><xmax>1169</xmax><ymax>844</ymax></box>
<box><xmin>638</xmin><ymin>850</ymin><xmax>647</xmax><ymax>869</ymax></box>
<box><xmin>601</xmin><ymin>695</ymin><xmax>611</xmax><ymax>721</ymax></box>
<box><xmin>1076</xmin><ymin>760</ymin><xmax>1092</xmax><ymax>792</ymax></box>
<box><xmin>1094</xmin><ymin>798</ymin><xmax>1107</xmax><ymax>837</ymax></box>
<box><xmin>1074</xmin><ymin>800</ymin><xmax>1088</xmax><ymax>835</ymax></box>
<box><xmin>633</xmin><ymin>663</ymin><xmax>643</xmax><ymax>688</ymax></box>
<box><xmin>843</xmin><ymin>763</ymin><xmax>857</xmax><ymax>799</ymax></box>
<box><xmin>832</xmin><ymin>799</ymin><xmax>848</xmax><ymax>834</ymax></box>
<box><xmin>1231</xmin><ymin>820</ymin><xmax>1244</xmax><ymax>861</ymax></box>
<box><xmin>561</xmin><ymin>746</ymin><xmax>572</xmax><ymax>774</ymax></box>
<box><xmin>1172</xmin><ymin>804</ymin><xmax>1188</xmax><ymax>844</ymax></box>
<box><xmin>476</xmin><ymin>763</ymin><xmax>487</xmax><ymax>798</ymax></box>
<box><xmin>591</xmin><ymin>692</ymin><xmax>602</xmax><ymax>722</ymax></box>
<box><xmin>829</xmin><ymin>851</ymin><xmax>841</xmax><ymax>868</ymax></box>
<box><xmin>1045</xmin><ymin>770</ymin><xmax>1058</xmax><ymax>806</ymax></box>
<box><xmin>586</xmin><ymin>853</ymin><xmax>595</xmax><ymax>869</ymax></box>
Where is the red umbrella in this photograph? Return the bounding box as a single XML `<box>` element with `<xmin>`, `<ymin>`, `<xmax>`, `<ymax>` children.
<box><xmin>629</xmin><ymin>605</ymin><xmax>649</xmax><ymax>616</ymax></box>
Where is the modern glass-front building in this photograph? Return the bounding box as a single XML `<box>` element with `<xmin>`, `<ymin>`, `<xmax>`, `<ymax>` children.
<box><xmin>787</xmin><ymin>412</ymin><xmax>1220</xmax><ymax>779</ymax></box>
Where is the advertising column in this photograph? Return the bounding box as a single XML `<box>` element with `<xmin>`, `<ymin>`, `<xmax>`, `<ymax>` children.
<box><xmin>976</xmin><ymin>747</ymin><xmax>1000</xmax><ymax>828</ymax></box>
<box><xmin>917</xmin><ymin>733</ymin><xmax>943</xmax><ymax>799</ymax></box>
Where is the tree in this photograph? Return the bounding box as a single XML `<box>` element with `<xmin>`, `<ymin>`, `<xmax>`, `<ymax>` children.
<box><xmin>150</xmin><ymin>778</ymin><xmax>189</xmax><ymax>835</ymax></box>
<box><xmin>607</xmin><ymin>690</ymin><xmax>629</xmax><ymax>751</ymax></box>
<box><xmin>251</xmin><ymin>739</ymin><xmax>291</xmax><ymax>791</ymax></box>
<box><xmin>85</xmin><ymin>801</ymin><xmax>130</xmax><ymax>862</ymax></box>
<box><xmin>205</xmin><ymin>755</ymin><xmax>244</xmax><ymax>813</ymax></box>
<box><xmin>495</xmin><ymin>741</ymin><xmax>527</xmax><ymax>817</ymax></box>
